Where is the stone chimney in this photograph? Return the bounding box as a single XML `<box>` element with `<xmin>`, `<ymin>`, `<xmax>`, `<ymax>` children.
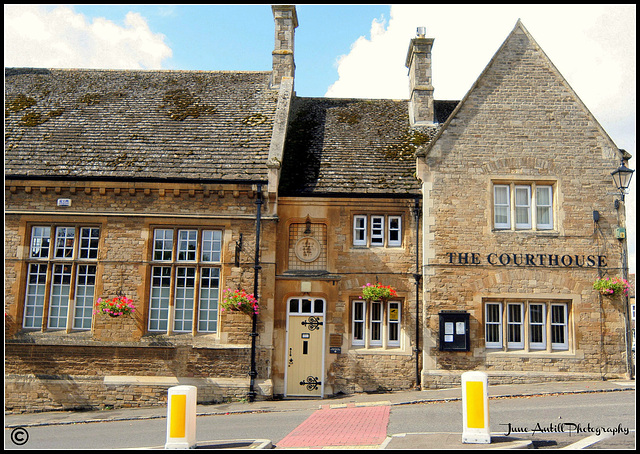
<box><xmin>271</xmin><ymin>5</ymin><xmax>298</xmax><ymax>89</ymax></box>
<box><xmin>405</xmin><ymin>27</ymin><xmax>435</xmax><ymax>125</ymax></box>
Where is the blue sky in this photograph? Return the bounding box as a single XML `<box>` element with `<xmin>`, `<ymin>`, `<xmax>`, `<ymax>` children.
<box><xmin>5</xmin><ymin>4</ymin><xmax>390</xmax><ymax>97</ymax></box>
<box><xmin>4</xmin><ymin>4</ymin><xmax>636</xmax><ymax>273</ymax></box>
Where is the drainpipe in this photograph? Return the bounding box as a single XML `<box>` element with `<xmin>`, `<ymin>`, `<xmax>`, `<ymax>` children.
<box><xmin>616</xmin><ymin>200</ymin><xmax>634</xmax><ymax>379</ymax></box>
<box><xmin>248</xmin><ymin>184</ymin><xmax>263</xmax><ymax>402</ymax></box>
<box><xmin>412</xmin><ymin>197</ymin><xmax>422</xmax><ymax>389</ymax></box>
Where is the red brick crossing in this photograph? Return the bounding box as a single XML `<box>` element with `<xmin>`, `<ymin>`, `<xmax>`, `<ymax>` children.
<box><xmin>276</xmin><ymin>404</ymin><xmax>391</xmax><ymax>448</ymax></box>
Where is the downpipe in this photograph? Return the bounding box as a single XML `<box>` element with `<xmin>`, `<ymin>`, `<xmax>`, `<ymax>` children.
<box><xmin>248</xmin><ymin>184</ymin><xmax>263</xmax><ymax>402</ymax></box>
<box><xmin>413</xmin><ymin>197</ymin><xmax>422</xmax><ymax>389</ymax></box>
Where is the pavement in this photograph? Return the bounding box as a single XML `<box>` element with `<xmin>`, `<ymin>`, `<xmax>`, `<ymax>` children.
<box><xmin>5</xmin><ymin>379</ymin><xmax>635</xmax><ymax>449</ymax></box>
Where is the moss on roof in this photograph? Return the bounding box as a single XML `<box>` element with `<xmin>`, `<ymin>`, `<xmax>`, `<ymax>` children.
<box><xmin>279</xmin><ymin>97</ymin><xmax>454</xmax><ymax>196</ymax></box>
<box><xmin>5</xmin><ymin>68</ymin><xmax>278</xmax><ymax>181</ymax></box>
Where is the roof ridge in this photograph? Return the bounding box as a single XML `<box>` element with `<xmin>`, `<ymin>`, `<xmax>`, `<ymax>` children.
<box><xmin>5</xmin><ymin>67</ymin><xmax>272</xmax><ymax>75</ymax></box>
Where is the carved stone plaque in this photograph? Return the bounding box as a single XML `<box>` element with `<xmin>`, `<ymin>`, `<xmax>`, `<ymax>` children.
<box><xmin>289</xmin><ymin>221</ymin><xmax>326</xmax><ymax>270</ymax></box>
<box><xmin>294</xmin><ymin>236</ymin><xmax>321</xmax><ymax>263</ymax></box>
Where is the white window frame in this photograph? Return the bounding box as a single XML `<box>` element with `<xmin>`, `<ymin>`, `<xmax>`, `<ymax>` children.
<box><xmin>370</xmin><ymin>216</ymin><xmax>385</xmax><ymax>246</ymax></box>
<box><xmin>23</xmin><ymin>263</ymin><xmax>48</xmax><ymax>329</ymax></box>
<box><xmin>148</xmin><ymin>227</ymin><xmax>222</xmax><ymax>334</ymax></box>
<box><xmin>353</xmin><ymin>215</ymin><xmax>368</xmax><ymax>246</ymax></box>
<box><xmin>514</xmin><ymin>186</ymin><xmax>532</xmax><ymax>229</ymax></box>
<box><xmin>369</xmin><ymin>301</ymin><xmax>383</xmax><ymax>346</ymax></box>
<box><xmin>353</xmin><ymin>215</ymin><xmax>403</xmax><ymax>247</ymax></box>
<box><xmin>201</xmin><ymin>230</ymin><xmax>222</xmax><ymax>262</ymax></box>
<box><xmin>23</xmin><ymin>225</ymin><xmax>100</xmax><ymax>332</ymax></box>
<box><xmin>173</xmin><ymin>266</ymin><xmax>196</xmax><ymax>332</ymax></box>
<box><xmin>352</xmin><ymin>299</ymin><xmax>402</xmax><ymax>349</ymax></box>
<box><xmin>73</xmin><ymin>263</ymin><xmax>97</xmax><ymax>330</ymax></box>
<box><xmin>506</xmin><ymin>302</ymin><xmax>525</xmax><ymax>349</ymax></box>
<box><xmin>550</xmin><ymin>304</ymin><xmax>569</xmax><ymax>350</ymax></box>
<box><xmin>493</xmin><ymin>185</ymin><xmax>511</xmax><ymax>230</ymax></box>
<box><xmin>535</xmin><ymin>186</ymin><xmax>553</xmax><ymax>230</ymax></box>
<box><xmin>198</xmin><ymin>267</ymin><xmax>220</xmax><ymax>332</ymax></box>
<box><xmin>48</xmin><ymin>264</ymin><xmax>72</xmax><ymax>329</ymax></box>
<box><xmin>484</xmin><ymin>300</ymin><xmax>570</xmax><ymax>352</ymax></box>
<box><xmin>30</xmin><ymin>226</ymin><xmax>51</xmax><ymax>258</ymax></box>
<box><xmin>387</xmin><ymin>301</ymin><xmax>401</xmax><ymax>346</ymax></box>
<box><xmin>177</xmin><ymin>229</ymin><xmax>198</xmax><ymax>262</ymax></box>
<box><xmin>493</xmin><ymin>182</ymin><xmax>556</xmax><ymax>231</ymax></box>
<box><xmin>288</xmin><ymin>297</ymin><xmax>325</xmax><ymax>315</ymax></box>
<box><xmin>528</xmin><ymin>303</ymin><xmax>546</xmax><ymax>350</ymax></box>
<box><xmin>153</xmin><ymin>229</ymin><xmax>174</xmax><ymax>261</ymax></box>
<box><xmin>149</xmin><ymin>266</ymin><xmax>171</xmax><ymax>332</ymax></box>
<box><xmin>54</xmin><ymin>226</ymin><xmax>75</xmax><ymax>259</ymax></box>
<box><xmin>485</xmin><ymin>302</ymin><xmax>503</xmax><ymax>349</ymax></box>
<box><xmin>388</xmin><ymin>216</ymin><xmax>402</xmax><ymax>247</ymax></box>
<box><xmin>352</xmin><ymin>300</ymin><xmax>366</xmax><ymax>346</ymax></box>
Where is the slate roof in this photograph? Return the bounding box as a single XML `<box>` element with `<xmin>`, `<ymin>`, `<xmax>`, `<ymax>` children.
<box><xmin>278</xmin><ymin>97</ymin><xmax>458</xmax><ymax>197</ymax></box>
<box><xmin>5</xmin><ymin>68</ymin><xmax>279</xmax><ymax>182</ymax></box>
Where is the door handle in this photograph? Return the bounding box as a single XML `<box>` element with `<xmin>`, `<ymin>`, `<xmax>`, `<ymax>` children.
<box><xmin>288</xmin><ymin>348</ymin><xmax>293</xmax><ymax>367</ymax></box>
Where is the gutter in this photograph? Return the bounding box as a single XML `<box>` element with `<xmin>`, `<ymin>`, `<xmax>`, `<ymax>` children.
<box><xmin>279</xmin><ymin>192</ymin><xmax>421</xmax><ymax>200</ymax></box>
<box><xmin>4</xmin><ymin>175</ymin><xmax>269</xmax><ymax>185</ymax></box>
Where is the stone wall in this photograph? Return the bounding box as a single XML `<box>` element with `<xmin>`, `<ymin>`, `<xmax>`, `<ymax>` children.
<box><xmin>419</xmin><ymin>23</ymin><xmax>629</xmax><ymax>382</ymax></box>
<box><xmin>4</xmin><ymin>343</ymin><xmax>273</xmax><ymax>412</ymax></box>
<box><xmin>5</xmin><ymin>374</ymin><xmax>270</xmax><ymax>413</ymax></box>
<box><xmin>273</xmin><ymin>197</ymin><xmax>421</xmax><ymax>395</ymax></box>
<box><xmin>422</xmin><ymin>370</ymin><xmax>606</xmax><ymax>389</ymax></box>
<box><xmin>5</xmin><ymin>180</ymin><xmax>277</xmax><ymax>412</ymax></box>
<box><xmin>330</xmin><ymin>351</ymin><xmax>416</xmax><ymax>394</ymax></box>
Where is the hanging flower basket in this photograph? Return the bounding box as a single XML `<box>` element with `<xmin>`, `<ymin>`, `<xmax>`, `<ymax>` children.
<box><xmin>361</xmin><ymin>282</ymin><xmax>398</xmax><ymax>302</ymax></box>
<box><xmin>94</xmin><ymin>296</ymin><xmax>136</xmax><ymax>317</ymax></box>
<box><xmin>221</xmin><ymin>289</ymin><xmax>259</xmax><ymax>316</ymax></box>
<box><xmin>593</xmin><ymin>277</ymin><xmax>630</xmax><ymax>297</ymax></box>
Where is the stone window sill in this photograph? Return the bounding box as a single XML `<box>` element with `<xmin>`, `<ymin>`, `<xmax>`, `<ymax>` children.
<box><xmin>484</xmin><ymin>349</ymin><xmax>577</xmax><ymax>358</ymax></box>
<box><xmin>7</xmin><ymin>330</ymin><xmax>247</xmax><ymax>350</ymax></box>
<box><xmin>348</xmin><ymin>346</ymin><xmax>412</xmax><ymax>356</ymax></box>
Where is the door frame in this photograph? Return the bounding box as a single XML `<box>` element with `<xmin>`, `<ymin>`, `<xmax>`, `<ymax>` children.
<box><xmin>284</xmin><ymin>296</ymin><xmax>326</xmax><ymax>398</ymax></box>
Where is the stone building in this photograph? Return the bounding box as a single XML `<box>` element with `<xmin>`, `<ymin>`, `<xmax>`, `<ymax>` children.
<box><xmin>272</xmin><ymin>96</ymin><xmax>454</xmax><ymax>396</ymax></box>
<box><xmin>4</xmin><ymin>6</ymin><xmax>632</xmax><ymax>412</ymax></box>
<box><xmin>4</xmin><ymin>4</ymin><xmax>297</xmax><ymax>411</ymax></box>
<box><xmin>417</xmin><ymin>21</ymin><xmax>632</xmax><ymax>387</ymax></box>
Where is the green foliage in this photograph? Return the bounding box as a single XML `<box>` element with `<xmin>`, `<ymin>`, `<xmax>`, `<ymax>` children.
<box><xmin>593</xmin><ymin>277</ymin><xmax>630</xmax><ymax>297</ymax></box>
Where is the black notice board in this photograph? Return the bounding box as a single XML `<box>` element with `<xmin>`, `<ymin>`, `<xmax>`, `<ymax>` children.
<box><xmin>439</xmin><ymin>311</ymin><xmax>470</xmax><ymax>351</ymax></box>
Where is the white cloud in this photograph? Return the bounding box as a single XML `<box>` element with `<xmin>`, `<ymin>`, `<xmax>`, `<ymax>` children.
<box><xmin>4</xmin><ymin>5</ymin><xmax>172</xmax><ymax>69</ymax></box>
<box><xmin>326</xmin><ymin>5</ymin><xmax>635</xmax><ymax>106</ymax></box>
<box><xmin>326</xmin><ymin>4</ymin><xmax>636</xmax><ymax>274</ymax></box>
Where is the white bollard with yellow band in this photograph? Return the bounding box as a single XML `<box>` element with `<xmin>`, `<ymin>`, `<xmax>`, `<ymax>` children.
<box><xmin>461</xmin><ymin>371</ymin><xmax>491</xmax><ymax>444</ymax></box>
<box><xmin>165</xmin><ymin>385</ymin><xmax>198</xmax><ymax>449</ymax></box>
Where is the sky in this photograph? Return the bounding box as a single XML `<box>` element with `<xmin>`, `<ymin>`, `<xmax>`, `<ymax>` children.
<box><xmin>4</xmin><ymin>4</ymin><xmax>636</xmax><ymax>275</ymax></box>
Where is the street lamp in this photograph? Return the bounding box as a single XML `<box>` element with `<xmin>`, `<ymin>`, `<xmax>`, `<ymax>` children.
<box><xmin>611</xmin><ymin>158</ymin><xmax>634</xmax><ymax>207</ymax></box>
